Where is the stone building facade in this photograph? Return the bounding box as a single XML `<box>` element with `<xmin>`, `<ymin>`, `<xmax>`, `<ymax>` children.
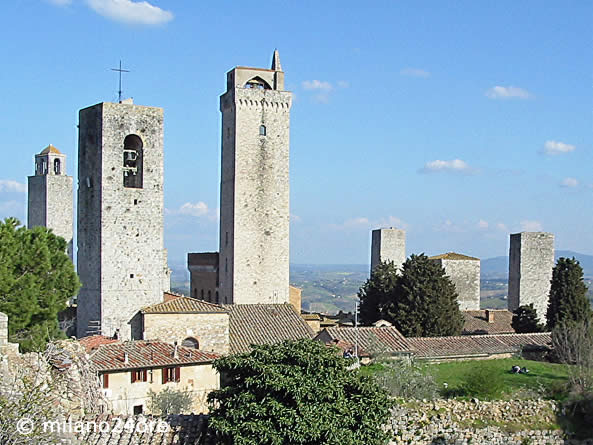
<box><xmin>370</xmin><ymin>228</ymin><xmax>406</xmax><ymax>273</ymax></box>
<box><xmin>27</xmin><ymin>144</ymin><xmax>73</xmax><ymax>259</ymax></box>
<box><xmin>76</xmin><ymin>100</ymin><xmax>170</xmax><ymax>339</ymax></box>
<box><xmin>508</xmin><ymin>232</ymin><xmax>555</xmax><ymax>321</ymax></box>
<box><xmin>218</xmin><ymin>50</ymin><xmax>292</xmax><ymax>305</ymax></box>
<box><xmin>188</xmin><ymin>252</ymin><xmax>219</xmax><ymax>303</ymax></box>
<box><xmin>429</xmin><ymin>252</ymin><xmax>481</xmax><ymax>310</ymax></box>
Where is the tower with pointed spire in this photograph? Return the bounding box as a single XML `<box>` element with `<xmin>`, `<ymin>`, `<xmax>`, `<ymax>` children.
<box><xmin>217</xmin><ymin>50</ymin><xmax>292</xmax><ymax>304</ymax></box>
<box><xmin>27</xmin><ymin>144</ymin><xmax>74</xmax><ymax>259</ymax></box>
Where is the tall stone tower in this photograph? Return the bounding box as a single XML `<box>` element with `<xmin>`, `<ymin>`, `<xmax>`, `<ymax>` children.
<box><xmin>218</xmin><ymin>50</ymin><xmax>292</xmax><ymax>304</ymax></box>
<box><xmin>429</xmin><ymin>252</ymin><xmax>481</xmax><ymax>310</ymax></box>
<box><xmin>508</xmin><ymin>232</ymin><xmax>555</xmax><ymax>322</ymax></box>
<box><xmin>76</xmin><ymin>100</ymin><xmax>170</xmax><ymax>339</ymax></box>
<box><xmin>370</xmin><ymin>228</ymin><xmax>406</xmax><ymax>274</ymax></box>
<box><xmin>27</xmin><ymin>145</ymin><xmax>74</xmax><ymax>259</ymax></box>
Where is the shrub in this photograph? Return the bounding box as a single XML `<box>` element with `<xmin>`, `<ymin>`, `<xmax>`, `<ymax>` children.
<box><xmin>371</xmin><ymin>358</ymin><xmax>439</xmax><ymax>400</ymax></box>
<box><xmin>148</xmin><ymin>387</ymin><xmax>194</xmax><ymax>415</ymax></box>
<box><xmin>462</xmin><ymin>365</ymin><xmax>505</xmax><ymax>400</ymax></box>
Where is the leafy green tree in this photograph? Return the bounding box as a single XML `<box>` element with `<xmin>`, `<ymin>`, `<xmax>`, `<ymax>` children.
<box><xmin>547</xmin><ymin>257</ymin><xmax>591</xmax><ymax>330</ymax></box>
<box><xmin>512</xmin><ymin>304</ymin><xmax>545</xmax><ymax>333</ymax></box>
<box><xmin>358</xmin><ymin>260</ymin><xmax>399</xmax><ymax>325</ymax></box>
<box><xmin>384</xmin><ymin>254</ymin><xmax>464</xmax><ymax>337</ymax></box>
<box><xmin>0</xmin><ymin>218</ymin><xmax>80</xmax><ymax>352</ymax></box>
<box><xmin>148</xmin><ymin>387</ymin><xmax>194</xmax><ymax>415</ymax></box>
<box><xmin>207</xmin><ymin>339</ymin><xmax>393</xmax><ymax>445</ymax></box>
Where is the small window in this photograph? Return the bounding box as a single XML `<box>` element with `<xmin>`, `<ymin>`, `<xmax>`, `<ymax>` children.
<box><xmin>201</xmin><ymin>289</ymin><xmax>204</xmax><ymax>299</ymax></box>
<box><xmin>162</xmin><ymin>366</ymin><xmax>180</xmax><ymax>384</ymax></box>
<box><xmin>123</xmin><ymin>134</ymin><xmax>143</xmax><ymax>189</ymax></box>
<box><xmin>53</xmin><ymin>159</ymin><xmax>61</xmax><ymax>175</ymax></box>
<box><xmin>225</xmin><ymin>231</ymin><xmax>229</xmax><ymax>246</ymax></box>
<box><xmin>102</xmin><ymin>374</ymin><xmax>109</xmax><ymax>388</ymax></box>
<box><xmin>133</xmin><ymin>405</ymin><xmax>143</xmax><ymax>415</ymax></box>
<box><xmin>130</xmin><ymin>274</ymin><xmax>134</xmax><ymax>278</ymax></box>
<box><xmin>215</xmin><ymin>291</ymin><xmax>219</xmax><ymax>303</ymax></box>
<box><xmin>259</xmin><ymin>125</ymin><xmax>266</xmax><ymax>136</ymax></box>
<box><xmin>131</xmin><ymin>369</ymin><xmax>147</xmax><ymax>383</ymax></box>
<box><xmin>41</xmin><ymin>160</ymin><xmax>48</xmax><ymax>174</ymax></box>
<box><xmin>182</xmin><ymin>337</ymin><xmax>199</xmax><ymax>349</ymax></box>
<box><xmin>134</xmin><ymin>199</ymin><xmax>138</xmax><ymax>205</ymax></box>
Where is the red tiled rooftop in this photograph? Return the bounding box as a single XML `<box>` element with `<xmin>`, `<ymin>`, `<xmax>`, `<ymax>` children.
<box><xmin>79</xmin><ymin>335</ymin><xmax>119</xmax><ymax>353</ymax></box>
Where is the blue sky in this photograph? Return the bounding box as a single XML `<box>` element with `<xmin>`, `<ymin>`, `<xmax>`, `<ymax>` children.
<box><xmin>0</xmin><ymin>1</ymin><xmax>591</xmax><ymax>266</ymax></box>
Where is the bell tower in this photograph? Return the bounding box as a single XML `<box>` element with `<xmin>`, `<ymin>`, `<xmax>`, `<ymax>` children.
<box><xmin>218</xmin><ymin>50</ymin><xmax>292</xmax><ymax>304</ymax></box>
<box><xmin>27</xmin><ymin>144</ymin><xmax>74</xmax><ymax>259</ymax></box>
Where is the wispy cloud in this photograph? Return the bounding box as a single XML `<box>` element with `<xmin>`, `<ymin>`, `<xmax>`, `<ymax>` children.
<box><xmin>419</xmin><ymin>159</ymin><xmax>475</xmax><ymax>174</ymax></box>
<box><xmin>166</xmin><ymin>201</ymin><xmax>217</xmax><ymax>221</ymax></box>
<box><xmin>302</xmin><ymin>79</ymin><xmax>348</xmax><ymax>103</ymax></box>
<box><xmin>520</xmin><ymin>220</ymin><xmax>543</xmax><ymax>232</ymax></box>
<box><xmin>400</xmin><ymin>68</ymin><xmax>430</xmax><ymax>78</ymax></box>
<box><xmin>330</xmin><ymin>215</ymin><xmax>407</xmax><ymax>231</ymax></box>
<box><xmin>485</xmin><ymin>86</ymin><xmax>531</xmax><ymax>100</ymax></box>
<box><xmin>291</xmin><ymin>214</ymin><xmax>302</xmax><ymax>223</ymax></box>
<box><xmin>46</xmin><ymin>0</ymin><xmax>72</xmax><ymax>5</ymax></box>
<box><xmin>302</xmin><ymin>80</ymin><xmax>332</xmax><ymax>91</ymax></box>
<box><xmin>85</xmin><ymin>0</ymin><xmax>174</xmax><ymax>25</ymax></box>
<box><xmin>0</xmin><ymin>180</ymin><xmax>26</xmax><ymax>193</ymax></box>
<box><xmin>560</xmin><ymin>177</ymin><xmax>578</xmax><ymax>188</ymax></box>
<box><xmin>477</xmin><ymin>219</ymin><xmax>489</xmax><ymax>229</ymax></box>
<box><xmin>542</xmin><ymin>140</ymin><xmax>575</xmax><ymax>155</ymax></box>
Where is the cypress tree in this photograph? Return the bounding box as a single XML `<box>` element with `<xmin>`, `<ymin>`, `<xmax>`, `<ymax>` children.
<box><xmin>358</xmin><ymin>260</ymin><xmax>399</xmax><ymax>325</ymax></box>
<box><xmin>546</xmin><ymin>257</ymin><xmax>591</xmax><ymax>329</ymax></box>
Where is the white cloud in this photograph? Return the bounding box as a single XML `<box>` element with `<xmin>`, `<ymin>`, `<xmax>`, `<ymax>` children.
<box><xmin>337</xmin><ymin>80</ymin><xmax>350</xmax><ymax>89</ymax></box>
<box><xmin>86</xmin><ymin>0</ymin><xmax>174</xmax><ymax>25</ymax></box>
<box><xmin>330</xmin><ymin>215</ymin><xmax>408</xmax><ymax>231</ymax></box>
<box><xmin>542</xmin><ymin>140</ymin><xmax>575</xmax><ymax>155</ymax></box>
<box><xmin>560</xmin><ymin>177</ymin><xmax>578</xmax><ymax>188</ymax></box>
<box><xmin>485</xmin><ymin>86</ymin><xmax>531</xmax><ymax>100</ymax></box>
<box><xmin>0</xmin><ymin>180</ymin><xmax>26</xmax><ymax>193</ymax></box>
<box><xmin>290</xmin><ymin>214</ymin><xmax>302</xmax><ymax>223</ymax></box>
<box><xmin>420</xmin><ymin>159</ymin><xmax>474</xmax><ymax>174</ymax></box>
<box><xmin>400</xmin><ymin>68</ymin><xmax>430</xmax><ymax>78</ymax></box>
<box><xmin>477</xmin><ymin>219</ymin><xmax>489</xmax><ymax>229</ymax></box>
<box><xmin>496</xmin><ymin>222</ymin><xmax>508</xmax><ymax>232</ymax></box>
<box><xmin>520</xmin><ymin>220</ymin><xmax>543</xmax><ymax>232</ymax></box>
<box><xmin>178</xmin><ymin>201</ymin><xmax>209</xmax><ymax>217</ymax></box>
<box><xmin>302</xmin><ymin>80</ymin><xmax>333</xmax><ymax>91</ymax></box>
<box><xmin>46</xmin><ymin>0</ymin><xmax>72</xmax><ymax>5</ymax></box>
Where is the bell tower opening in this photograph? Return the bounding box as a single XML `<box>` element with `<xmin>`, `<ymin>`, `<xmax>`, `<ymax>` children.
<box><xmin>123</xmin><ymin>134</ymin><xmax>143</xmax><ymax>189</ymax></box>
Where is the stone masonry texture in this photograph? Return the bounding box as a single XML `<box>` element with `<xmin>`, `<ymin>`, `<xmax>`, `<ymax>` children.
<box><xmin>27</xmin><ymin>149</ymin><xmax>73</xmax><ymax>259</ymax></box>
<box><xmin>432</xmin><ymin>258</ymin><xmax>480</xmax><ymax>310</ymax></box>
<box><xmin>218</xmin><ymin>60</ymin><xmax>292</xmax><ymax>305</ymax></box>
<box><xmin>370</xmin><ymin>228</ymin><xmax>406</xmax><ymax>273</ymax></box>
<box><xmin>508</xmin><ymin>232</ymin><xmax>555</xmax><ymax>322</ymax></box>
<box><xmin>77</xmin><ymin>101</ymin><xmax>169</xmax><ymax>339</ymax></box>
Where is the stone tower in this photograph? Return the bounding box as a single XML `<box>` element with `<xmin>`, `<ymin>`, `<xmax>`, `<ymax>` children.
<box><xmin>370</xmin><ymin>228</ymin><xmax>406</xmax><ymax>274</ymax></box>
<box><xmin>27</xmin><ymin>145</ymin><xmax>74</xmax><ymax>259</ymax></box>
<box><xmin>76</xmin><ymin>100</ymin><xmax>170</xmax><ymax>339</ymax></box>
<box><xmin>508</xmin><ymin>232</ymin><xmax>555</xmax><ymax>322</ymax></box>
<box><xmin>218</xmin><ymin>50</ymin><xmax>292</xmax><ymax>304</ymax></box>
<box><xmin>428</xmin><ymin>252</ymin><xmax>480</xmax><ymax>310</ymax></box>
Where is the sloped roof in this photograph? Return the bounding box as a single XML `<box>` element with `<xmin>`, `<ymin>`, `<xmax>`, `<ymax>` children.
<box><xmin>429</xmin><ymin>252</ymin><xmax>480</xmax><ymax>261</ymax></box>
<box><xmin>79</xmin><ymin>335</ymin><xmax>119</xmax><ymax>353</ymax></box>
<box><xmin>75</xmin><ymin>414</ymin><xmax>213</xmax><ymax>445</ymax></box>
<box><xmin>142</xmin><ymin>296</ymin><xmax>227</xmax><ymax>314</ymax></box>
<box><xmin>89</xmin><ymin>340</ymin><xmax>219</xmax><ymax>372</ymax></box>
<box><xmin>407</xmin><ymin>332</ymin><xmax>551</xmax><ymax>359</ymax></box>
<box><xmin>224</xmin><ymin>304</ymin><xmax>314</xmax><ymax>354</ymax></box>
<box><xmin>39</xmin><ymin>144</ymin><xmax>62</xmax><ymax>155</ymax></box>
<box><xmin>462</xmin><ymin>310</ymin><xmax>515</xmax><ymax>335</ymax></box>
<box><xmin>316</xmin><ymin>326</ymin><xmax>413</xmax><ymax>355</ymax></box>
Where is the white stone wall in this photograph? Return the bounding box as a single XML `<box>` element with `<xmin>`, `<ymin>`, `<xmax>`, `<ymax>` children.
<box><xmin>370</xmin><ymin>228</ymin><xmax>406</xmax><ymax>273</ymax></box>
<box><xmin>437</xmin><ymin>258</ymin><xmax>480</xmax><ymax>310</ymax></box>
<box><xmin>508</xmin><ymin>232</ymin><xmax>555</xmax><ymax>321</ymax></box>
<box><xmin>77</xmin><ymin>102</ymin><xmax>168</xmax><ymax>339</ymax></box>
<box><xmin>219</xmin><ymin>68</ymin><xmax>292</xmax><ymax>305</ymax></box>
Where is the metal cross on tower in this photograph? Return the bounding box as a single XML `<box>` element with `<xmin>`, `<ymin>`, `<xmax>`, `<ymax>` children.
<box><xmin>111</xmin><ymin>60</ymin><xmax>130</xmax><ymax>103</ymax></box>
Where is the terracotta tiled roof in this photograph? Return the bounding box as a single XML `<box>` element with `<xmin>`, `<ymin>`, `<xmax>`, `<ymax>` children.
<box><xmin>407</xmin><ymin>332</ymin><xmax>551</xmax><ymax>359</ymax></box>
<box><xmin>326</xmin><ymin>338</ymin><xmax>371</xmax><ymax>357</ymax></box>
<box><xmin>224</xmin><ymin>304</ymin><xmax>314</xmax><ymax>354</ymax></box>
<box><xmin>142</xmin><ymin>296</ymin><xmax>227</xmax><ymax>314</ymax></box>
<box><xmin>462</xmin><ymin>310</ymin><xmax>515</xmax><ymax>335</ymax></box>
<box><xmin>39</xmin><ymin>144</ymin><xmax>62</xmax><ymax>155</ymax></box>
<box><xmin>316</xmin><ymin>326</ymin><xmax>414</xmax><ymax>355</ymax></box>
<box><xmin>88</xmin><ymin>340</ymin><xmax>219</xmax><ymax>372</ymax></box>
<box><xmin>75</xmin><ymin>414</ymin><xmax>214</xmax><ymax>444</ymax></box>
<box><xmin>429</xmin><ymin>252</ymin><xmax>480</xmax><ymax>261</ymax></box>
<box><xmin>79</xmin><ymin>335</ymin><xmax>119</xmax><ymax>353</ymax></box>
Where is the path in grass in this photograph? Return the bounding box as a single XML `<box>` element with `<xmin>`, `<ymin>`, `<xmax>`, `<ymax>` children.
<box><xmin>427</xmin><ymin>358</ymin><xmax>569</xmax><ymax>399</ymax></box>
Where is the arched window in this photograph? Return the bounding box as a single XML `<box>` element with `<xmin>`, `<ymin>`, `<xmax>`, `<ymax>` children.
<box><xmin>244</xmin><ymin>76</ymin><xmax>272</xmax><ymax>90</ymax></box>
<box><xmin>207</xmin><ymin>290</ymin><xmax>212</xmax><ymax>301</ymax></box>
<box><xmin>259</xmin><ymin>125</ymin><xmax>266</xmax><ymax>136</ymax></box>
<box><xmin>200</xmin><ymin>289</ymin><xmax>204</xmax><ymax>299</ymax></box>
<box><xmin>123</xmin><ymin>134</ymin><xmax>143</xmax><ymax>188</ymax></box>
<box><xmin>181</xmin><ymin>337</ymin><xmax>199</xmax><ymax>349</ymax></box>
<box><xmin>53</xmin><ymin>159</ymin><xmax>61</xmax><ymax>175</ymax></box>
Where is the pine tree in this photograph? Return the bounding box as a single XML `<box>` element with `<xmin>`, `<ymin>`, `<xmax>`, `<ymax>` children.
<box><xmin>512</xmin><ymin>304</ymin><xmax>545</xmax><ymax>333</ymax></box>
<box><xmin>546</xmin><ymin>257</ymin><xmax>591</xmax><ymax>329</ymax></box>
<box><xmin>0</xmin><ymin>218</ymin><xmax>80</xmax><ymax>351</ymax></box>
<box><xmin>384</xmin><ymin>254</ymin><xmax>464</xmax><ymax>337</ymax></box>
<box><xmin>358</xmin><ymin>260</ymin><xmax>399</xmax><ymax>325</ymax></box>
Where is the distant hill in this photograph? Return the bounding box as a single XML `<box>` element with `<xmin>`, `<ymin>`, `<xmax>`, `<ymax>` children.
<box><xmin>482</xmin><ymin>250</ymin><xmax>593</xmax><ymax>279</ymax></box>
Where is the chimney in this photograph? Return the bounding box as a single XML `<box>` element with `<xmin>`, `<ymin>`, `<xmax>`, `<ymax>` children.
<box><xmin>486</xmin><ymin>310</ymin><xmax>495</xmax><ymax>323</ymax></box>
<box><xmin>173</xmin><ymin>342</ymin><xmax>178</xmax><ymax>359</ymax></box>
<box><xmin>124</xmin><ymin>352</ymin><xmax>129</xmax><ymax>364</ymax></box>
